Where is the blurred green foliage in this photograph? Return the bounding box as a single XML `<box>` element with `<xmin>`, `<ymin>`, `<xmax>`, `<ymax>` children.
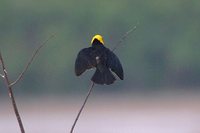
<box><xmin>1</xmin><ymin>0</ymin><xmax>200</xmax><ymax>94</ymax></box>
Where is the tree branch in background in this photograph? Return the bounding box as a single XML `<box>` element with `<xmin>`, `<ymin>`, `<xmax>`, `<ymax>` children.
<box><xmin>70</xmin><ymin>82</ymin><xmax>95</xmax><ymax>133</ymax></box>
<box><xmin>0</xmin><ymin>52</ymin><xmax>25</xmax><ymax>133</ymax></box>
<box><xmin>9</xmin><ymin>34</ymin><xmax>56</xmax><ymax>87</ymax></box>
<box><xmin>0</xmin><ymin>34</ymin><xmax>55</xmax><ymax>133</ymax></box>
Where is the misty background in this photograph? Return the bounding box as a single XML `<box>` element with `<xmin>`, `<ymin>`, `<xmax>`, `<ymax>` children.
<box><xmin>0</xmin><ymin>0</ymin><xmax>200</xmax><ymax>133</ymax></box>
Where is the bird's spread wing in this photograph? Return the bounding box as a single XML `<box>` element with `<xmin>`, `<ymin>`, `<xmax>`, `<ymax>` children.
<box><xmin>107</xmin><ymin>50</ymin><xmax>124</xmax><ymax>80</ymax></box>
<box><xmin>75</xmin><ymin>48</ymin><xmax>96</xmax><ymax>76</ymax></box>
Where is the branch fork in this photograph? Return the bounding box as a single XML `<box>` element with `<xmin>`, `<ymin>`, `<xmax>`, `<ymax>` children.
<box><xmin>0</xmin><ymin>33</ymin><xmax>55</xmax><ymax>133</ymax></box>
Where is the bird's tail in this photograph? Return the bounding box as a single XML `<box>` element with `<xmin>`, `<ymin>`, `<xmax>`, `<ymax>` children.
<box><xmin>91</xmin><ymin>68</ymin><xmax>116</xmax><ymax>85</ymax></box>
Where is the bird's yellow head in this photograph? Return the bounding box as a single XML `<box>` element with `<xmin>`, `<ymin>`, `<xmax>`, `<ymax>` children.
<box><xmin>91</xmin><ymin>34</ymin><xmax>104</xmax><ymax>45</ymax></box>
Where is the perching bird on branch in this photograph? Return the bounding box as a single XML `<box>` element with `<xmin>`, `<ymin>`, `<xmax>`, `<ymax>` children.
<box><xmin>75</xmin><ymin>34</ymin><xmax>123</xmax><ymax>85</ymax></box>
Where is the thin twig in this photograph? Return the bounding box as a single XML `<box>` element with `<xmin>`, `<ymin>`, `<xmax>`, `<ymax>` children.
<box><xmin>9</xmin><ymin>34</ymin><xmax>56</xmax><ymax>87</ymax></box>
<box><xmin>70</xmin><ymin>82</ymin><xmax>95</xmax><ymax>133</ymax></box>
<box><xmin>112</xmin><ymin>25</ymin><xmax>137</xmax><ymax>52</ymax></box>
<box><xmin>0</xmin><ymin>52</ymin><xmax>25</xmax><ymax>133</ymax></box>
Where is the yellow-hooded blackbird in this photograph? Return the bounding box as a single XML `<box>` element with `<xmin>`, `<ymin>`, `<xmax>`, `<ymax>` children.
<box><xmin>75</xmin><ymin>34</ymin><xmax>123</xmax><ymax>85</ymax></box>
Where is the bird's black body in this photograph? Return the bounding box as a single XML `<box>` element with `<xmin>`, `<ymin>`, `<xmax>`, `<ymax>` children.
<box><xmin>75</xmin><ymin>39</ymin><xmax>123</xmax><ymax>85</ymax></box>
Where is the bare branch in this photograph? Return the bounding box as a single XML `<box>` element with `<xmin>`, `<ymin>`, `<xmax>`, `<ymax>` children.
<box><xmin>0</xmin><ymin>51</ymin><xmax>25</xmax><ymax>133</ymax></box>
<box><xmin>112</xmin><ymin>25</ymin><xmax>137</xmax><ymax>52</ymax></box>
<box><xmin>9</xmin><ymin>34</ymin><xmax>55</xmax><ymax>87</ymax></box>
<box><xmin>70</xmin><ymin>82</ymin><xmax>95</xmax><ymax>133</ymax></box>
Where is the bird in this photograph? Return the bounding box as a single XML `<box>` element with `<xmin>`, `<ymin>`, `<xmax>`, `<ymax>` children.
<box><xmin>75</xmin><ymin>34</ymin><xmax>123</xmax><ymax>85</ymax></box>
